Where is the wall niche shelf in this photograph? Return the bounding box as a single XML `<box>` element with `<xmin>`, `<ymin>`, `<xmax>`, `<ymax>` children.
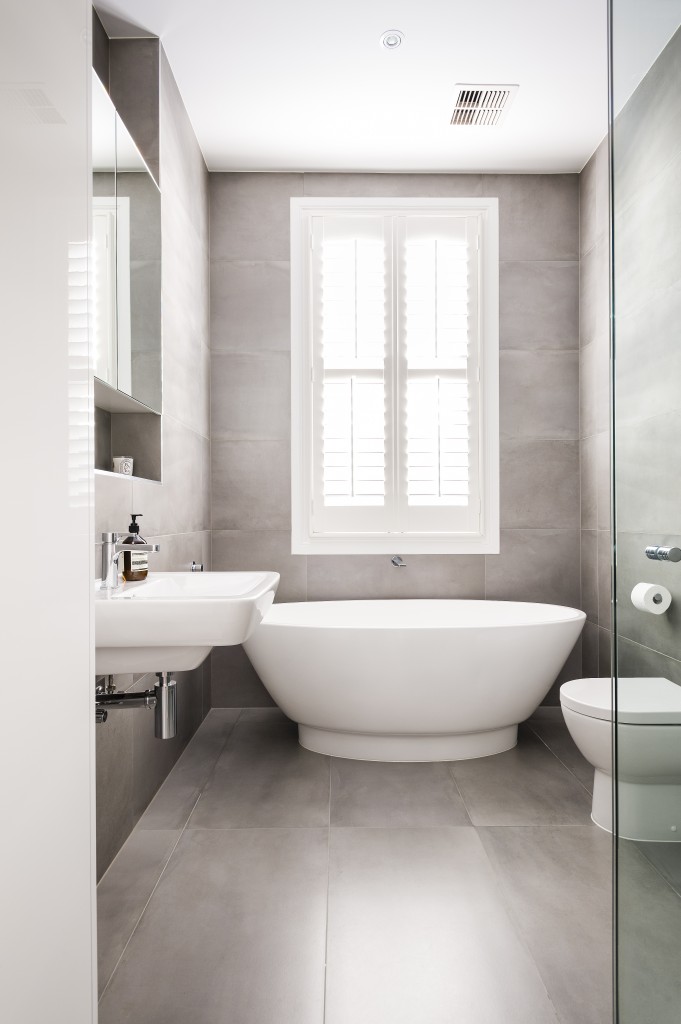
<box><xmin>94</xmin><ymin>376</ymin><xmax>160</xmax><ymax>415</ymax></box>
<box><xmin>95</xmin><ymin>378</ymin><xmax>162</xmax><ymax>483</ymax></box>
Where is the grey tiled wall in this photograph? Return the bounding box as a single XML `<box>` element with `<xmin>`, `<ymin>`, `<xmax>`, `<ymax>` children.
<box><xmin>612</xmin><ymin>27</ymin><xmax>681</xmax><ymax>686</ymax></box>
<box><xmin>579</xmin><ymin>140</ymin><xmax>612</xmax><ymax>678</ymax></box>
<box><xmin>95</xmin><ymin>45</ymin><xmax>211</xmax><ymax>878</ymax></box>
<box><xmin>209</xmin><ymin>172</ymin><xmax>582</xmax><ymax>707</ymax></box>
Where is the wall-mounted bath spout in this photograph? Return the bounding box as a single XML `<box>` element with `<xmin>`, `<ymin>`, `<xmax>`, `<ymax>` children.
<box><xmin>391</xmin><ymin>555</ymin><xmax>406</xmax><ymax>567</ymax></box>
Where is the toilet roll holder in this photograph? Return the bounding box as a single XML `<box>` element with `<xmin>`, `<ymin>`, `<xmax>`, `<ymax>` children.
<box><xmin>645</xmin><ymin>546</ymin><xmax>681</xmax><ymax>562</ymax></box>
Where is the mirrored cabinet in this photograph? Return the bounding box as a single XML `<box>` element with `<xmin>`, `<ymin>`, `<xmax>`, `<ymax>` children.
<box><xmin>92</xmin><ymin>68</ymin><xmax>162</xmax><ymax>482</ymax></box>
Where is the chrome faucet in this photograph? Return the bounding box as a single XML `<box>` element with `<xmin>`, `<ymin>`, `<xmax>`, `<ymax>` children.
<box><xmin>391</xmin><ymin>555</ymin><xmax>406</xmax><ymax>567</ymax></box>
<box><xmin>100</xmin><ymin>532</ymin><xmax>160</xmax><ymax>590</ymax></box>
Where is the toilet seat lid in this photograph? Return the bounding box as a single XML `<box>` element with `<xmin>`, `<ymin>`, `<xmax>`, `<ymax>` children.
<box><xmin>560</xmin><ymin>677</ymin><xmax>681</xmax><ymax>723</ymax></box>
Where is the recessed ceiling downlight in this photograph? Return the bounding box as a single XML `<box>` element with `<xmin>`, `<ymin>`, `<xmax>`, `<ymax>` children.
<box><xmin>380</xmin><ymin>29</ymin><xmax>404</xmax><ymax>50</ymax></box>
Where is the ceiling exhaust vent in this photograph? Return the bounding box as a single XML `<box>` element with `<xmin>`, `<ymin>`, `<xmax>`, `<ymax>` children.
<box><xmin>450</xmin><ymin>85</ymin><xmax>518</xmax><ymax>126</ymax></box>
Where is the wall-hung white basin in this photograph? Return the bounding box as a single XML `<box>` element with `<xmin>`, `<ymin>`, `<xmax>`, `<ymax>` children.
<box><xmin>95</xmin><ymin>571</ymin><xmax>279</xmax><ymax>674</ymax></box>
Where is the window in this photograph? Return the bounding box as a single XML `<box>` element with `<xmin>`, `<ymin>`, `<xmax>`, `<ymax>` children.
<box><xmin>291</xmin><ymin>198</ymin><xmax>499</xmax><ymax>554</ymax></box>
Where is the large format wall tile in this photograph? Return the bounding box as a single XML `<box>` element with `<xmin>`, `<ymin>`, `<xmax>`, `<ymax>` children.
<box><xmin>210</xmin><ymin>645</ymin><xmax>276</xmax><ymax>708</ymax></box>
<box><xmin>579</xmin><ymin>141</ymin><xmax>612</xmax><ymax>672</ymax></box>
<box><xmin>211</xmin><ymin>529</ymin><xmax>307</xmax><ymax>602</ymax></box>
<box><xmin>581</xmin><ymin>530</ymin><xmax>599</xmax><ymax>625</ymax></box>
<box><xmin>614</xmin><ymin>28</ymin><xmax>681</xmax><ymax>215</ymax></box>
<box><xmin>306</xmin><ymin>552</ymin><xmax>486</xmax><ymax>601</ymax></box>
<box><xmin>616</xmin><ymin>410</ymin><xmax>681</xmax><ymax>534</ymax></box>
<box><xmin>485</xmin><ymin>529</ymin><xmax>581</xmax><ymax>607</ymax></box>
<box><xmin>499</xmin><ymin>261</ymin><xmax>579</xmax><ymax>350</ymax></box>
<box><xmin>96</xmin><ymin>708</ymin><xmax>134</xmax><ymax>879</ymax></box>
<box><xmin>303</xmin><ymin>172</ymin><xmax>484</xmax><ymax>197</ymax></box>
<box><xmin>579</xmin><ymin>238</ymin><xmax>610</xmax><ymax>349</ymax></box>
<box><xmin>212</xmin><ymin>439</ymin><xmax>291</xmax><ymax>531</ymax></box>
<box><xmin>614</xmin><ymin>290</ymin><xmax>681</xmax><ymax>425</ymax></box>
<box><xmin>580</xmin><ymin>335</ymin><xmax>610</xmax><ymax>438</ymax></box>
<box><xmin>211</xmin><ymin>352</ymin><xmax>291</xmax><ymax>441</ymax></box>
<box><xmin>499</xmin><ymin>440</ymin><xmax>580</xmax><ymax>529</ymax></box>
<box><xmin>500</xmin><ymin>351</ymin><xmax>579</xmax><ymax>439</ymax></box>
<box><xmin>211</xmin><ymin>261</ymin><xmax>291</xmax><ymax>353</ymax></box>
<box><xmin>580</xmin><ymin>138</ymin><xmax>609</xmax><ymax>258</ymax></box>
<box><xmin>133</xmin><ymin>417</ymin><xmax>207</xmax><ymax>536</ymax></box>
<box><xmin>614</xmin><ymin>149</ymin><xmax>681</xmax><ymax>320</ymax></box>
<box><xmin>481</xmin><ymin>174</ymin><xmax>579</xmax><ymax>261</ymax></box>
<box><xmin>617</xmin><ymin>635</ymin><xmax>681</xmax><ymax>686</ymax></box>
<box><xmin>210</xmin><ymin>173</ymin><xmax>304</xmax><ymax>261</ymax></box>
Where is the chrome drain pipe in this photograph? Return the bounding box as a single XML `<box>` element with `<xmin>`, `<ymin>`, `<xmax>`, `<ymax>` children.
<box><xmin>154</xmin><ymin>672</ymin><xmax>177</xmax><ymax>740</ymax></box>
<box><xmin>96</xmin><ymin>689</ymin><xmax>157</xmax><ymax>710</ymax></box>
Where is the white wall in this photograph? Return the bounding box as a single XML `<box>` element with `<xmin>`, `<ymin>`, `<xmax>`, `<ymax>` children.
<box><xmin>0</xmin><ymin>1</ymin><xmax>97</xmax><ymax>1021</ymax></box>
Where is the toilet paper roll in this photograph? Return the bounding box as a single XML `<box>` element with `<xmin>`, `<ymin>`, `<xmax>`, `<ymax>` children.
<box><xmin>631</xmin><ymin>582</ymin><xmax>672</xmax><ymax>615</ymax></box>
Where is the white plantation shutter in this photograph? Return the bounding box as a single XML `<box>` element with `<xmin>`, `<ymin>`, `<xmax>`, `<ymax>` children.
<box><xmin>311</xmin><ymin>215</ymin><xmax>393</xmax><ymax>533</ymax></box>
<box><xmin>291</xmin><ymin>199</ymin><xmax>499</xmax><ymax>554</ymax></box>
<box><xmin>398</xmin><ymin>215</ymin><xmax>481</xmax><ymax>535</ymax></box>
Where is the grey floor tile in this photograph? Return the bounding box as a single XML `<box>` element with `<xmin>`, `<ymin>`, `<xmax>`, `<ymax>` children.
<box><xmin>137</xmin><ymin>709</ymin><xmax>241</xmax><ymax>829</ymax></box>
<box><xmin>526</xmin><ymin>710</ymin><xmax>595</xmax><ymax>793</ymax></box>
<box><xmin>97</xmin><ymin>828</ymin><xmax>181</xmax><ymax>996</ymax></box>
<box><xmin>478</xmin><ymin>826</ymin><xmax>612</xmax><ymax>1024</ymax></box>
<box><xmin>99</xmin><ymin>828</ymin><xmax>328</xmax><ymax>1024</ymax></box>
<box><xmin>325</xmin><ymin>827</ymin><xmax>560</xmax><ymax>1024</ymax></box>
<box><xmin>188</xmin><ymin>709</ymin><xmax>330</xmax><ymax>828</ymax></box>
<box><xmin>330</xmin><ymin>758</ymin><xmax>470</xmax><ymax>827</ymax></box>
<box><xmin>632</xmin><ymin>840</ymin><xmax>681</xmax><ymax>898</ymax></box>
<box><xmin>617</xmin><ymin>841</ymin><xmax>681</xmax><ymax>1024</ymax></box>
<box><xmin>450</xmin><ymin>726</ymin><xmax>593</xmax><ymax>825</ymax></box>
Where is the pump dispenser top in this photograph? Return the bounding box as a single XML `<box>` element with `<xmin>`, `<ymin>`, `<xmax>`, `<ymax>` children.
<box><xmin>122</xmin><ymin>514</ymin><xmax>149</xmax><ymax>582</ymax></box>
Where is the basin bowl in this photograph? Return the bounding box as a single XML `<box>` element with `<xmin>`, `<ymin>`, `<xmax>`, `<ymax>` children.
<box><xmin>95</xmin><ymin>571</ymin><xmax>279</xmax><ymax>674</ymax></box>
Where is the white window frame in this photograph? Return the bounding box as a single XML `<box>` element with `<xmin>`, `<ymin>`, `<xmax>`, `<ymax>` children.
<box><xmin>291</xmin><ymin>197</ymin><xmax>499</xmax><ymax>555</ymax></box>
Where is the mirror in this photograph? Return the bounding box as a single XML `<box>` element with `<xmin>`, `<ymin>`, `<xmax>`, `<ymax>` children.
<box><xmin>92</xmin><ymin>71</ymin><xmax>162</xmax><ymax>413</ymax></box>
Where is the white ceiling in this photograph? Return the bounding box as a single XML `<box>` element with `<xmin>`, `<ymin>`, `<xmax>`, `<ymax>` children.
<box><xmin>94</xmin><ymin>0</ymin><xmax>675</xmax><ymax>174</ymax></box>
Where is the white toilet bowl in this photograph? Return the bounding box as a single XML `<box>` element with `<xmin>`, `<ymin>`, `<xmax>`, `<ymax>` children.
<box><xmin>560</xmin><ymin>677</ymin><xmax>681</xmax><ymax>842</ymax></box>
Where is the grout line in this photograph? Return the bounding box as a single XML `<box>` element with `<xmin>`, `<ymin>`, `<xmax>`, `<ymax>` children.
<box><xmin>446</xmin><ymin>763</ymin><xmax>474</xmax><ymax>826</ymax></box>
<box><xmin>98</xmin><ymin>711</ymin><xmax>241</xmax><ymax>1002</ymax></box>
<box><xmin>526</xmin><ymin>723</ymin><xmax>593</xmax><ymax>797</ymax></box>
<box><xmin>473</xmin><ymin>822</ymin><xmax>569</xmax><ymax>1024</ymax></box>
<box><xmin>322</xmin><ymin>761</ymin><xmax>332</xmax><ymax>1024</ymax></box>
<box><xmin>628</xmin><ymin>843</ymin><xmax>681</xmax><ymax>902</ymax></box>
<box><xmin>98</xmin><ymin>822</ymin><xmax>186</xmax><ymax>1003</ymax></box>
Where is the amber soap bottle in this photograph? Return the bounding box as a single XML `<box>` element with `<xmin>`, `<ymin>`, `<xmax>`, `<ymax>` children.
<box><xmin>122</xmin><ymin>514</ymin><xmax>149</xmax><ymax>582</ymax></box>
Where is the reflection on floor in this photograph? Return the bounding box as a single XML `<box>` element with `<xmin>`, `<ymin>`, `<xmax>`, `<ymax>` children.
<box><xmin>97</xmin><ymin>706</ymin><xmax>612</xmax><ymax>1024</ymax></box>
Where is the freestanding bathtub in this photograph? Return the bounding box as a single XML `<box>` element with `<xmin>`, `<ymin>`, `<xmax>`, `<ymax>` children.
<box><xmin>243</xmin><ymin>600</ymin><xmax>585</xmax><ymax>761</ymax></box>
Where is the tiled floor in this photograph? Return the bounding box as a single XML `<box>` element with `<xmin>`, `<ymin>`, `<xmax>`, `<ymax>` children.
<box><xmin>98</xmin><ymin>707</ymin><xmax>613</xmax><ymax>1024</ymax></box>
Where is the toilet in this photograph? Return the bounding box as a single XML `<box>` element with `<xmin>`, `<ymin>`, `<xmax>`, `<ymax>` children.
<box><xmin>560</xmin><ymin>677</ymin><xmax>681</xmax><ymax>842</ymax></box>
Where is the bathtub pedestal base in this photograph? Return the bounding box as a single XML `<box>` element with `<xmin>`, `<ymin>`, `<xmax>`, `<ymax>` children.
<box><xmin>298</xmin><ymin>724</ymin><xmax>518</xmax><ymax>762</ymax></box>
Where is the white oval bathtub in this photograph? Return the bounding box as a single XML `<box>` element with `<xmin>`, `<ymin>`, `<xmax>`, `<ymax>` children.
<box><xmin>243</xmin><ymin>600</ymin><xmax>585</xmax><ymax>761</ymax></box>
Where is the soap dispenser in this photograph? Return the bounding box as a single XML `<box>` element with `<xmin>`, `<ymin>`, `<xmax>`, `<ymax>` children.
<box><xmin>122</xmin><ymin>514</ymin><xmax>149</xmax><ymax>582</ymax></box>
